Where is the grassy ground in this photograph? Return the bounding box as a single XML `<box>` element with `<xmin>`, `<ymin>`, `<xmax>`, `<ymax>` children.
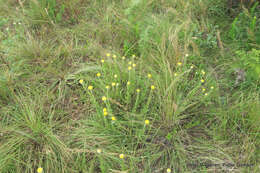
<box><xmin>0</xmin><ymin>0</ymin><xmax>260</xmax><ymax>172</ymax></box>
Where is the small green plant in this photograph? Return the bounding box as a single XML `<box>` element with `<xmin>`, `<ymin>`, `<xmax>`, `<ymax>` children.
<box><xmin>28</xmin><ymin>0</ymin><xmax>65</xmax><ymax>25</ymax></box>
<box><xmin>228</xmin><ymin>2</ymin><xmax>260</xmax><ymax>48</ymax></box>
<box><xmin>235</xmin><ymin>49</ymin><xmax>260</xmax><ymax>84</ymax></box>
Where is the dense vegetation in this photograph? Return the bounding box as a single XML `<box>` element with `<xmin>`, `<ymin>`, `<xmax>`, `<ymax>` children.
<box><xmin>0</xmin><ymin>0</ymin><xmax>259</xmax><ymax>172</ymax></box>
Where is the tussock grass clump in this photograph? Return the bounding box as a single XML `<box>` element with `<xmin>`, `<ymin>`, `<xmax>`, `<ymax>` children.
<box><xmin>0</xmin><ymin>0</ymin><xmax>259</xmax><ymax>172</ymax></box>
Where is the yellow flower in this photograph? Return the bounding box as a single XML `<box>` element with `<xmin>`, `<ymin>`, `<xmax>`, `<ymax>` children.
<box><xmin>167</xmin><ymin>168</ymin><xmax>171</xmax><ymax>173</ymax></box>
<box><xmin>96</xmin><ymin>73</ymin><xmax>101</xmax><ymax>77</ymax></box>
<box><xmin>112</xmin><ymin>82</ymin><xmax>116</xmax><ymax>86</ymax></box>
<box><xmin>105</xmin><ymin>85</ymin><xmax>110</xmax><ymax>89</ymax></box>
<box><xmin>97</xmin><ymin>149</ymin><xmax>102</xmax><ymax>154</ymax></box>
<box><xmin>201</xmin><ymin>70</ymin><xmax>205</xmax><ymax>75</ymax></box>
<box><xmin>190</xmin><ymin>65</ymin><xmax>194</xmax><ymax>69</ymax></box>
<box><xmin>210</xmin><ymin>86</ymin><xmax>214</xmax><ymax>89</ymax></box>
<box><xmin>132</xmin><ymin>54</ymin><xmax>136</xmax><ymax>58</ymax></box>
<box><xmin>128</xmin><ymin>66</ymin><xmax>132</xmax><ymax>70</ymax></box>
<box><xmin>202</xmin><ymin>88</ymin><xmax>206</xmax><ymax>92</ymax></box>
<box><xmin>88</xmin><ymin>85</ymin><xmax>93</xmax><ymax>90</ymax></box>
<box><xmin>127</xmin><ymin>81</ymin><xmax>131</xmax><ymax>85</ymax></box>
<box><xmin>136</xmin><ymin>89</ymin><xmax>140</xmax><ymax>93</ymax></box>
<box><xmin>177</xmin><ymin>62</ymin><xmax>182</xmax><ymax>66</ymax></box>
<box><xmin>79</xmin><ymin>79</ymin><xmax>84</xmax><ymax>84</ymax></box>
<box><xmin>113</xmin><ymin>54</ymin><xmax>117</xmax><ymax>58</ymax></box>
<box><xmin>101</xmin><ymin>59</ymin><xmax>105</xmax><ymax>63</ymax></box>
<box><xmin>132</xmin><ymin>63</ymin><xmax>136</xmax><ymax>67</ymax></box>
<box><xmin>106</xmin><ymin>53</ymin><xmax>110</xmax><ymax>57</ymax></box>
<box><xmin>201</xmin><ymin>79</ymin><xmax>205</xmax><ymax>83</ymax></box>
<box><xmin>128</xmin><ymin>61</ymin><xmax>132</xmax><ymax>65</ymax></box>
<box><xmin>37</xmin><ymin>167</ymin><xmax>43</xmax><ymax>173</ymax></box>
<box><xmin>103</xmin><ymin>108</ymin><xmax>107</xmax><ymax>112</ymax></box>
<box><xmin>102</xmin><ymin>96</ymin><xmax>107</xmax><ymax>101</ymax></box>
<box><xmin>122</xmin><ymin>56</ymin><xmax>126</xmax><ymax>60</ymax></box>
<box><xmin>185</xmin><ymin>54</ymin><xmax>189</xmax><ymax>57</ymax></box>
<box><xmin>114</xmin><ymin>74</ymin><xmax>118</xmax><ymax>78</ymax></box>
<box><xmin>145</xmin><ymin>119</ymin><xmax>149</xmax><ymax>125</ymax></box>
<box><xmin>103</xmin><ymin>111</ymin><xmax>108</xmax><ymax>116</ymax></box>
<box><xmin>147</xmin><ymin>74</ymin><xmax>152</xmax><ymax>78</ymax></box>
<box><xmin>116</xmin><ymin>83</ymin><xmax>119</xmax><ymax>86</ymax></box>
<box><xmin>111</xmin><ymin>116</ymin><xmax>116</xmax><ymax>121</ymax></box>
<box><xmin>151</xmin><ymin>85</ymin><xmax>155</xmax><ymax>90</ymax></box>
<box><xmin>174</xmin><ymin>73</ymin><xmax>178</xmax><ymax>76</ymax></box>
<box><xmin>205</xmin><ymin>93</ymin><xmax>208</xmax><ymax>96</ymax></box>
<box><xmin>119</xmin><ymin>153</ymin><xmax>124</xmax><ymax>159</ymax></box>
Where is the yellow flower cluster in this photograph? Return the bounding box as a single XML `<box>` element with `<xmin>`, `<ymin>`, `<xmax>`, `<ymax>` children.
<box><xmin>97</xmin><ymin>149</ymin><xmax>102</xmax><ymax>153</ymax></box>
<box><xmin>79</xmin><ymin>79</ymin><xmax>84</xmax><ymax>84</ymax></box>
<box><xmin>88</xmin><ymin>85</ymin><xmax>93</xmax><ymax>90</ymax></box>
<box><xmin>103</xmin><ymin>108</ymin><xmax>108</xmax><ymax>116</ymax></box>
<box><xmin>37</xmin><ymin>167</ymin><xmax>43</xmax><ymax>173</ymax></box>
<box><xmin>102</xmin><ymin>96</ymin><xmax>107</xmax><ymax>101</ymax></box>
<box><xmin>119</xmin><ymin>153</ymin><xmax>124</xmax><ymax>159</ymax></box>
<box><xmin>111</xmin><ymin>116</ymin><xmax>116</xmax><ymax>121</ymax></box>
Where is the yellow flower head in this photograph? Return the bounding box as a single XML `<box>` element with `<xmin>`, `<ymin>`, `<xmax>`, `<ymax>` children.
<box><xmin>132</xmin><ymin>63</ymin><xmax>136</xmax><ymax>67</ymax></box>
<box><xmin>103</xmin><ymin>108</ymin><xmax>107</xmax><ymax>112</ymax></box>
<box><xmin>147</xmin><ymin>74</ymin><xmax>152</xmax><ymax>78</ymax></box>
<box><xmin>174</xmin><ymin>73</ymin><xmax>178</xmax><ymax>77</ymax></box>
<box><xmin>111</xmin><ymin>116</ymin><xmax>116</xmax><ymax>121</ymax></box>
<box><xmin>101</xmin><ymin>59</ymin><xmax>105</xmax><ymax>63</ymax></box>
<box><xmin>177</xmin><ymin>62</ymin><xmax>182</xmax><ymax>66</ymax></box>
<box><xmin>205</xmin><ymin>93</ymin><xmax>208</xmax><ymax>96</ymax></box>
<box><xmin>106</xmin><ymin>85</ymin><xmax>110</xmax><ymax>89</ymax></box>
<box><xmin>112</xmin><ymin>82</ymin><xmax>116</xmax><ymax>86</ymax></box>
<box><xmin>190</xmin><ymin>65</ymin><xmax>194</xmax><ymax>69</ymax></box>
<box><xmin>127</xmin><ymin>81</ymin><xmax>131</xmax><ymax>85</ymax></box>
<box><xmin>145</xmin><ymin>119</ymin><xmax>149</xmax><ymax>125</ymax></box>
<box><xmin>106</xmin><ymin>53</ymin><xmax>110</xmax><ymax>57</ymax></box>
<box><xmin>79</xmin><ymin>79</ymin><xmax>84</xmax><ymax>84</ymax></box>
<box><xmin>128</xmin><ymin>66</ymin><xmax>132</xmax><ymax>70</ymax></box>
<box><xmin>167</xmin><ymin>168</ymin><xmax>171</xmax><ymax>173</ymax></box>
<box><xmin>103</xmin><ymin>111</ymin><xmax>108</xmax><ymax>116</ymax></box>
<box><xmin>114</xmin><ymin>74</ymin><xmax>118</xmax><ymax>78</ymax></box>
<box><xmin>136</xmin><ymin>89</ymin><xmax>140</xmax><ymax>93</ymax></box>
<box><xmin>201</xmin><ymin>79</ymin><xmax>205</xmax><ymax>83</ymax></box>
<box><xmin>119</xmin><ymin>153</ymin><xmax>124</xmax><ymax>159</ymax></box>
<box><xmin>185</xmin><ymin>54</ymin><xmax>189</xmax><ymax>57</ymax></box>
<box><xmin>113</xmin><ymin>54</ymin><xmax>117</xmax><ymax>58</ymax></box>
<box><xmin>202</xmin><ymin>88</ymin><xmax>206</xmax><ymax>92</ymax></box>
<box><xmin>88</xmin><ymin>85</ymin><xmax>93</xmax><ymax>90</ymax></box>
<box><xmin>102</xmin><ymin>96</ymin><xmax>107</xmax><ymax>101</ymax></box>
<box><xmin>37</xmin><ymin>167</ymin><xmax>43</xmax><ymax>173</ymax></box>
<box><xmin>210</xmin><ymin>86</ymin><xmax>214</xmax><ymax>89</ymax></box>
<box><xmin>97</xmin><ymin>149</ymin><xmax>102</xmax><ymax>154</ymax></box>
<box><xmin>116</xmin><ymin>83</ymin><xmax>119</xmax><ymax>86</ymax></box>
<box><xmin>96</xmin><ymin>73</ymin><xmax>101</xmax><ymax>77</ymax></box>
<box><xmin>128</xmin><ymin>61</ymin><xmax>132</xmax><ymax>65</ymax></box>
<box><xmin>201</xmin><ymin>70</ymin><xmax>205</xmax><ymax>75</ymax></box>
<box><xmin>122</xmin><ymin>56</ymin><xmax>126</xmax><ymax>60</ymax></box>
<box><xmin>132</xmin><ymin>54</ymin><xmax>136</xmax><ymax>58</ymax></box>
<box><xmin>151</xmin><ymin>85</ymin><xmax>155</xmax><ymax>90</ymax></box>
